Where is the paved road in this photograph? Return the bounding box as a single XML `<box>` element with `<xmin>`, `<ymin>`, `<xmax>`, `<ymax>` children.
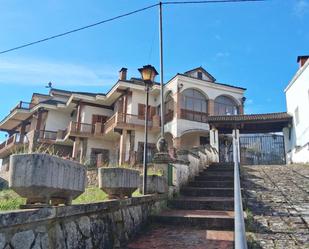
<box><xmin>242</xmin><ymin>164</ymin><xmax>309</xmax><ymax>248</ymax></box>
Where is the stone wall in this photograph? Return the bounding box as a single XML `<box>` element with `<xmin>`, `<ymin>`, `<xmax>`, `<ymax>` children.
<box><xmin>0</xmin><ymin>194</ymin><xmax>166</xmax><ymax>249</ymax></box>
<box><xmin>86</xmin><ymin>168</ymin><xmax>98</xmax><ymax>187</ymax></box>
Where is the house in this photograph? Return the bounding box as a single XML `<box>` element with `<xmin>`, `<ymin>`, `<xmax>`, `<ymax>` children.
<box><xmin>0</xmin><ymin>66</ymin><xmax>249</xmax><ymax>170</ymax></box>
<box><xmin>284</xmin><ymin>56</ymin><xmax>309</xmax><ymax>164</ymax></box>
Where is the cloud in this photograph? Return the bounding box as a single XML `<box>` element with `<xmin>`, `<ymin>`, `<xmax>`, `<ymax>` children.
<box><xmin>293</xmin><ymin>0</ymin><xmax>309</xmax><ymax>17</ymax></box>
<box><xmin>0</xmin><ymin>57</ymin><xmax>118</xmax><ymax>87</ymax></box>
<box><xmin>215</xmin><ymin>52</ymin><xmax>230</xmax><ymax>59</ymax></box>
<box><xmin>246</xmin><ymin>99</ymin><xmax>254</xmax><ymax>105</ymax></box>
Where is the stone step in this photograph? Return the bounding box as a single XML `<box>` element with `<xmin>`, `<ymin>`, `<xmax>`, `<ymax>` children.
<box><xmin>210</xmin><ymin>162</ymin><xmax>234</xmax><ymax>167</ymax></box>
<box><xmin>204</xmin><ymin>167</ymin><xmax>234</xmax><ymax>172</ymax></box>
<box><xmin>126</xmin><ymin>225</ymin><xmax>234</xmax><ymax>249</ymax></box>
<box><xmin>151</xmin><ymin>210</ymin><xmax>234</xmax><ymax>231</ymax></box>
<box><xmin>189</xmin><ymin>180</ymin><xmax>234</xmax><ymax>188</ymax></box>
<box><xmin>199</xmin><ymin>171</ymin><xmax>234</xmax><ymax>177</ymax></box>
<box><xmin>168</xmin><ymin>196</ymin><xmax>234</xmax><ymax>211</ymax></box>
<box><xmin>181</xmin><ymin>187</ymin><xmax>234</xmax><ymax>197</ymax></box>
<box><xmin>195</xmin><ymin>175</ymin><xmax>234</xmax><ymax>181</ymax></box>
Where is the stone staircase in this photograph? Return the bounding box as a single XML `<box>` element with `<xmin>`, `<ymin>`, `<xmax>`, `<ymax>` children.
<box><xmin>127</xmin><ymin>163</ymin><xmax>235</xmax><ymax>249</ymax></box>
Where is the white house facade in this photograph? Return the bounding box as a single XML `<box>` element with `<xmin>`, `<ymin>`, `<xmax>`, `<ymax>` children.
<box><xmin>284</xmin><ymin>56</ymin><xmax>309</xmax><ymax>164</ymax></box>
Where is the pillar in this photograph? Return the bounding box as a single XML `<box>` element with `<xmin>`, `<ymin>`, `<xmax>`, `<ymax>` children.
<box><xmin>210</xmin><ymin>128</ymin><xmax>219</xmax><ymax>152</ymax></box>
<box><xmin>72</xmin><ymin>138</ymin><xmax>80</xmax><ymax>160</ymax></box>
<box><xmin>174</xmin><ymin>91</ymin><xmax>181</xmax><ymax>119</ymax></box>
<box><xmin>119</xmin><ymin>129</ymin><xmax>127</xmax><ymax>165</ymax></box>
<box><xmin>232</xmin><ymin>129</ymin><xmax>240</xmax><ymax>164</ymax></box>
<box><xmin>208</xmin><ymin>99</ymin><xmax>215</xmax><ymax>116</ymax></box>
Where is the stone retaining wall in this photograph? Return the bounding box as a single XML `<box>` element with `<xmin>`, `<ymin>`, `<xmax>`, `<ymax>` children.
<box><xmin>0</xmin><ymin>194</ymin><xmax>167</xmax><ymax>249</ymax></box>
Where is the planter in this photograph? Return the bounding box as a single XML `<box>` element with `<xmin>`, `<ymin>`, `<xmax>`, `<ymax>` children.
<box><xmin>139</xmin><ymin>175</ymin><xmax>168</xmax><ymax>194</ymax></box>
<box><xmin>9</xmin><ymin>153</ymin><xmax>86</xmax><ymax>207</ymax></box>
<box><xmin>98</xmin><ymin>167</ymin><xmax>139</xmax><ymax>199</ymax></box>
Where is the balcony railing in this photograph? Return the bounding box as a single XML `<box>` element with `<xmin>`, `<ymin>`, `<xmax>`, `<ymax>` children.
<box><xmin>117</xmin><ymin>113</ymin><xmax>154</xmax><ymax>127</ymax></box>
<box><xmin>38</xmin><ymin>130</ymin><xmax>57</xmax><ymax>141</ymax></box>
<box><xmin>10</xmin><ymin>101</ymin><xmax>36</xmax><ymax>113</ymax></box>
<box><xmin>0</xmin><ymin>133</ymin><xmax>29</xmax><ymax>155</ymax></box>
<box><xmin>70</xmin><ymin>121</ymin><xmax>95</xmax><ymax>134</ymax></box>
<box><xmin>180</xmin><ymin>109</ymin><xmax>208</xmax><ymax>123</ymax></box>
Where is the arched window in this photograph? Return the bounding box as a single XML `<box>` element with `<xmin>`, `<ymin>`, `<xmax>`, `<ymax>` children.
<box><xmin>164</xmin><ymin>93</ymin><xmax>174</xmax><ymax>123</ymax></box>
<box><xmin>181</xmin><ymin>89</ymin><xmax>208</xmax><ymax>122</ymax></box>
<box><xmin>214</xmin><ymin>96</ymin><xmax>238</xmax><ymax>115</ymax></box>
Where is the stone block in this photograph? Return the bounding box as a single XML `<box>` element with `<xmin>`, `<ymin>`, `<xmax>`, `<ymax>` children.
<box><xmin>9</xmin><ymin>153</ymin><xmax>86</xmax><ymax>206</ymax></box>
<box><xmin>139</xmin><ymin>175</ymin><xmax>168</xmax><ymax>194</ymax></box>
<box><xmin>98</xmin><ymin>167</ymin><xmax>139</xmax><ymax>199</ymax></box>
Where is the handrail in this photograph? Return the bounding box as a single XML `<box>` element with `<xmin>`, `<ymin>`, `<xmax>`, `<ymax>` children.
<box><xmin>234</xmin><ymin>130</ymin><xmax>248</xmax><ymax>249</ymax></box>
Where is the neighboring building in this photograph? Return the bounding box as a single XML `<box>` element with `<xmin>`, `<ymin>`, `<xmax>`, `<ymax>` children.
<box><xmin>284</xmin><ymin>56</ymin><xmax>309</xmax><ymax>164</ymax></box>
<box><xmin>0</xmin><ymin>67</ymin><xmax>247</xmax><ymax>169</ymax></box>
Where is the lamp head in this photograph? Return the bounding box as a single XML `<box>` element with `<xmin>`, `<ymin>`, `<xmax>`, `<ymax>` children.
<box><xmin>138</xmin><ymin>65</ymin><xmax>158</xmax><ymax>86</ymax></box>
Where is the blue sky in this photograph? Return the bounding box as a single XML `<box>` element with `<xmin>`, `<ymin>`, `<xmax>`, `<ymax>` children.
<box><xmin>0</xmin><ymin>0</ymin><xmax>308</xmax><ymax>141</ymax></box>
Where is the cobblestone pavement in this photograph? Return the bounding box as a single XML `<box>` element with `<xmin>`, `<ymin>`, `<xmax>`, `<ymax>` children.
<box><xmin>242</xmin><ymin>164</ymin><xmax>309</xmax><ymax>249</ymax></box>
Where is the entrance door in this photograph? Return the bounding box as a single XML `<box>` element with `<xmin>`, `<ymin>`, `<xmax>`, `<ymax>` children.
<box><xmin>240</xmin><ymin>134</ymin><xmax>286</xmax><ymax>165</ymax></box>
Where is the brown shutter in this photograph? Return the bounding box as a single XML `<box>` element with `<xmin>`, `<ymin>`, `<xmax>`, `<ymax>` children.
<box><xmin>138</xmin><ymin>104</ymin><xmax>145</xmax><ymax>119</ymax></box>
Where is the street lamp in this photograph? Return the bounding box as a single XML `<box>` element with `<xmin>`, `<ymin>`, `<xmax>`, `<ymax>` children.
<box><xmin>138</xmin><ymin>65</ymin><xmax>158</xmax><ymax>195</ymax></box>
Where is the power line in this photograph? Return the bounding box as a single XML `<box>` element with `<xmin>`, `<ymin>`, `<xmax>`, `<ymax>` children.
<box><xmin>0</xmin><ymin>3</ymin><xmax>159</xmax><ymax>55</ymax></box>
<box><xmin>0</xmin><ymin>0</ymin><xmax>268</xmax><ymax>55</ymax></box>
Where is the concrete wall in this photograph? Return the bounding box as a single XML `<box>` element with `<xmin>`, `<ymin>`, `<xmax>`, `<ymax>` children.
<box><xmin>285</xmin><ymin>61</ymin><xmax>309</xmax><ymax>163</ymax></box>
<box><xmin>0</xmin><ymin>195</ymin><xmax>166</xmax><ymax>249</ymax></box>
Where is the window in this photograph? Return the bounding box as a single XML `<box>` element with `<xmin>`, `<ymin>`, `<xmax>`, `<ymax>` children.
<box><xmin>214</xmin><ymin>96</ymin><xmax>238</xmax><ymax>115</ymax></box>
<box><xmin>197</xmin><ymin>72</ymin><xmax>203</xmax><ymax>79</ymax></box>
<box><xmin>295</xmin><ymin>107</ymin><xmax>300</xmax><ymax>125</ymax></box>
<box><xmin>200</xmin><ymin>136</ymin><xmax>209</xmax><ymax>145</ymax></box>
<box><xmin>180</xmin><ymin>89</ymin><xmax>208</xmax><ymax>122</ymax></box>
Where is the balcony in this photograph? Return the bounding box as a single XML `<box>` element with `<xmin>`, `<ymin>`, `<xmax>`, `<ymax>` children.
<box><xmin>104</xmin><ymin>112</ymin><xmax>160</xmax><ymax>134</ymax></box>
<box><xmin>10</xmin><ymin>101</ymin><xmax>36</xmax><ymax>113</ymax></box>
<box><xmin>0</xmin><ymin>133</ymin><xmax>28</xmax><ymax>158</ymax></box>
<box><xmin>61</xmin><ymin>112</ymin><xmax>161</xmax><ymax>139</ymax></box>
<box><xmin>38</xmin><ymin>130</ymin><xmax>57</xmax><ymax>142</ymax></box>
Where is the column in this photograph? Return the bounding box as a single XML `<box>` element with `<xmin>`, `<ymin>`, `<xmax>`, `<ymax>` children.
<box><xmin>232</xmin><ymin>129</ymin><xmax>240</xmax><ymax>164</ymax></box>
<box><xmin>119</xmin><ymin>129</ymin><xmax>127</xmax><ymax>165</ymax></box>
<box><xmin>208</xmin><ymin>99</ymin><xmax>215</xmax><ymax>116</ymax></box>
<box><xmin>174</xmin><ymin>92</ymin><xmax>181</xmax><ymax>119</ymax></box>
<box><xmin>210</xmin><ymin>128</ymin><xmax>219</xmax><ymax>152</ymax></box>
<box><xmin>72</xmin><ymin>138</ymin><xmax>80</xmax><ymax>160</ymax></box>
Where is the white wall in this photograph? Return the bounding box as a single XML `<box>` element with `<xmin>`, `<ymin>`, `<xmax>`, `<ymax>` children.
<box><xmin>45</xmin><ymin>110</ymin><xmax>73</xmax><ymax>131</ymax></box>
<box><xmin>285</xmin><ymin>61</ymin><xmax>309</xmax><ymax>163</ymax></box>
<box><xmin>134</xmin><ymin>131</ymin><xmax>158</xmax><ymax>151</ymax></box>
<box><xmin>130</xmin><ymin>90</ymin><xmax>159</xmax><ymax>116</ymax></box>
<box><xmin>81</xmin><ymin>105</ymin><xmax>114</xmax><ymax>123</ymax></box>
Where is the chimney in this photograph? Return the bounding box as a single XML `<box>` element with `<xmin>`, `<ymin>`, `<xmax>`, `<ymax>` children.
<box><xmin>119</xmin><ymin>68</ymin><xmax>127</xmax><ymax>81</ymax></box>
<box><xmin>297</xmin><ymin>56</ymin><xmax>309</xmax><ymax>68</ymax></box>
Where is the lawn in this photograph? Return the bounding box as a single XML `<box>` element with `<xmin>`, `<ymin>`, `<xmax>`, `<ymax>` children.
<box><xmin>0</xmin><ymin>187</ymin><xmax>142</xmax><ymax>211</ymax></box>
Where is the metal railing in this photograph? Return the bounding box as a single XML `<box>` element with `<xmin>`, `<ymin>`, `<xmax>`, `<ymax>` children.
<box><xmin>38</xmin><ymin>130</ymin><xmax>57</xmax><ymax>141</ymax></box>
<box><xmin>180</xmin><ymin>109</ymin><xmax>208</xmax><ymax>123</ymax></box>
<box><xmin>234</xmin><ymin>131</ymin><xmax>248</xmax><ymax>249</ymax></box>
<box><xmin>10</xmin><ymin>101</ymin><xmax>35</xmax><ymax>113</ymax></box>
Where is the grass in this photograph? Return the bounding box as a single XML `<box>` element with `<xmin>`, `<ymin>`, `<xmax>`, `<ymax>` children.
<box><xmin>0</xmin><ymin>187</ymin><xmax>143</xmax><ymax>211</ymax></box>
<box><xmin>0</xmin><ymin>189</ymin><xmax>26</xmax><ymax>211</ymax></box>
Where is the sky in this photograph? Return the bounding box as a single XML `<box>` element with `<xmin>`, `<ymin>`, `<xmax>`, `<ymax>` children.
<box><xmin>0</xmin><ymin>0</ymin><xmax>308</xmax><ymax>141</ymax></box>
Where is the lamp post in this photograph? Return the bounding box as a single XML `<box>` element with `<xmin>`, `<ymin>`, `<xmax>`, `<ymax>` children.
<box><xmin>138</xmin><ymin>65</ymin><xmax>158</xmax><ymax>195</ymax></box>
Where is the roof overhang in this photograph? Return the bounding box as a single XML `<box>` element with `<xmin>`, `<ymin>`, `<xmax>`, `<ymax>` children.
<box><xmin>208</xmin><ymin>112</ymin><xmax>293</xmax><ymax>134</ymax></box>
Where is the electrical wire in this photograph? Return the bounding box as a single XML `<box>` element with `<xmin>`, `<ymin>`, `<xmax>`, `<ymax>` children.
<box><xmin>163</xmin><ymin>0</ymin><xmax>266</xmax><ymax>4</ymax></box>
<box><xmin>0</xmin><ymin>0</ymin><xmax>268</xmax><ymax>55</ymax></box>
<box><xmin>0</xmin><ymin>3</ymin><xmax>159</xmax><ymax>55</ymax></box>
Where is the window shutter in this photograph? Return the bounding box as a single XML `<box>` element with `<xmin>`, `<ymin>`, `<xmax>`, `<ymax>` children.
<box><xmin>138</xmin><ymin>104</ymin><xmax>145</xmax><ymax>119</ymax></box>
